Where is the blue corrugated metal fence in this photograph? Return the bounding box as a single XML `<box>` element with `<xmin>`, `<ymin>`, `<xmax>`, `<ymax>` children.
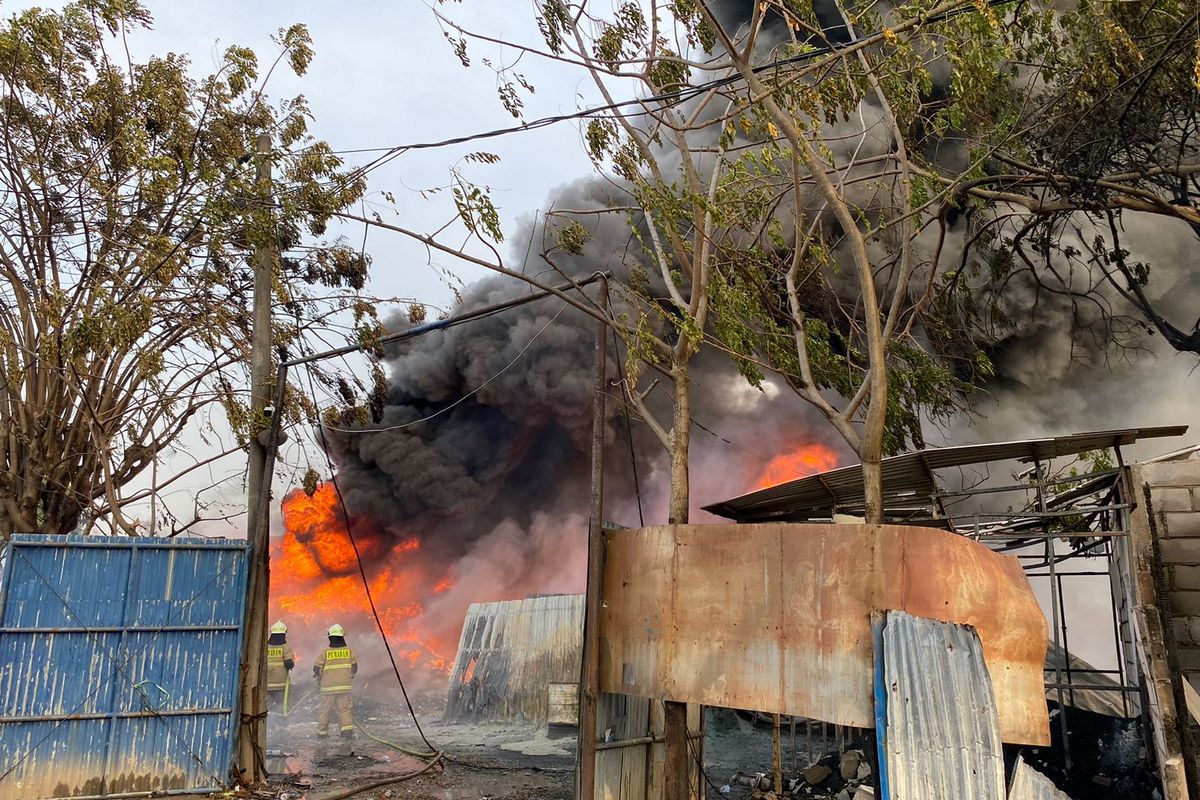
<box><xmin>0</xmin><ymin>535</ymin><xmax>250</xmax><ymax>799</ymax></box>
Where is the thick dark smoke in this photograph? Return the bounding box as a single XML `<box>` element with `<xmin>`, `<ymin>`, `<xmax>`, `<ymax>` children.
<box><xmin>319</xmin><ymin>177</ymin><xmax>838</xmax><ymax>668</ymax></box>
<box><xmin>313</xmin><ymin>0</ymin><xmax>1197</xmax><ymax>678</ymax></box>
<box><xmin>329</xmin><ymin>180</ymin><xmax>837</xmax><ymax>538</ymax></box>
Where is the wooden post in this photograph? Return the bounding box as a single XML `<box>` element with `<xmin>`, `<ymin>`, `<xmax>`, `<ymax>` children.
<box><xmin>663</xmin><ymin>701</ymin><xmax>689</xmax><ymax>799</ymax></box>
<box><xmin>773</xmin><ymin>713</ymin><xmax>783</xmax><ymax>795</ymax></box>
<box><xmin>790</xmin><ymin>715</ymin><xmax>797</xmax><ymax>774</ymax></box>
<box><xmin>579</xmin><ymin>278</ymin><xmax>607</xmax><ymax>800</ymax></box>
<box><xmin>235</xmin><ymin>132</ymin><xmax>273</xmax><ymax>784</ymax></box>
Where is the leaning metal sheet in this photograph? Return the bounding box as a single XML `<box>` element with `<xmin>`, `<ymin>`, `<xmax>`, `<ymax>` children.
<box><xmin>598</xmin><ymin>523</ymin><xmax>1050</xmax><ymax>745</ymax></box>
<box><xmin>1007</xmin><ymin>756</ymin><xmax>1074</xmax><ymax>800</ymax></box>
<box><xmin>881</xmin><ymin>611</ymin><xmax>1005</xmax><ymax>800</ymax></box>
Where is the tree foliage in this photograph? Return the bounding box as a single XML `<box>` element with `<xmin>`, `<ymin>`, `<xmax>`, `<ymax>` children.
<box><xmin>424</xmin><ymin>0</ymin><xmax>1050</xmax><ymax>521</ymax></box>
<box><xmin>426</xmin><ymin>0</ymin><xmax>1193</xmax><ymax>522</ymax></box>
<box><xmin>0</xmin><ymin>1</ymin><xmax>384</xmax><ymax>537</ymax></box>
<box><xmin>948</xmin><ymin>0</ymin><xmax>1200</xmax><ymax>355</ymax></box>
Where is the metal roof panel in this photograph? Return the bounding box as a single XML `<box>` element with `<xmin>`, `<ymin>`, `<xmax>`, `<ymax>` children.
<box><xmin>881</xmin><ymin>611</ymin><xmax>1006</xmax><ymax>800</ymax></box>
<box><xmin>704</xmin><ymin>427</ymin><xmax>1188</xmax><ymax>522</ymax></box>
<box><xmin>1008</xmin><ymin>756</ymin><xmax>1074</xmax><ymax>800</ymax></box>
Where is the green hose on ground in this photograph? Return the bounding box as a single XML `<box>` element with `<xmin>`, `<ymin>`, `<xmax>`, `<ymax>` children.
<box><xmin>353</xmin><ymin>719</ymin><xmax>440</xmax><ymax>759</ymax></box>
<box><xmin>286</xmin><ymin>685</ymin><xmax>317</xmax><ymax>713</ymax></box>
<box><xmin>313</xmin><ymin>751</ymin><xmax>445</xmax><ymax>800</ymax></box>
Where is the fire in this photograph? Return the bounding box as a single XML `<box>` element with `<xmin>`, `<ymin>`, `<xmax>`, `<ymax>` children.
<box><xmin>270</xmin><ymin>482</ymin><xmax>453</xmax><ymax>674</ymax></box>
<box><xmin>754</xmin><ymin>443</ymin><xmax>839</xmax><ymax>489</ymax></box>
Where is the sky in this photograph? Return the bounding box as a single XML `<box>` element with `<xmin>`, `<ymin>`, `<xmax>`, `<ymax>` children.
<box><xmin>117</xmin><ymin>0</ymin><xmax>606</xmax><ymax>307</ymax></box>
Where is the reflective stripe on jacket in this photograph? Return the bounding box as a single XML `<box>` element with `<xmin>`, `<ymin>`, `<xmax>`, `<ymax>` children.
<box><xmin>314</xmin><ymin>646</ymin><xmax>357</xmax><ymax>694</ymax></box>
<box><xmin>266</xmin><ymin>643</ymin><xmax>294</xmax><ymax>690</ymax></box>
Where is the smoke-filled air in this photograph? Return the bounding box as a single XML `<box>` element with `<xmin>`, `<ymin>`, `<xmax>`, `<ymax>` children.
<box><xmin>268</xmin><ymin>0</ymin><xmax>1200</xmax><ymax>686</ymax></box>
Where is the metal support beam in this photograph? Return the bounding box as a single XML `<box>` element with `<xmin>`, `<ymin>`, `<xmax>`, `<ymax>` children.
<box><xmin>1035</xmin><ymin>459</ymin><xmax>1071</xmax><ymax>770</ymax></box>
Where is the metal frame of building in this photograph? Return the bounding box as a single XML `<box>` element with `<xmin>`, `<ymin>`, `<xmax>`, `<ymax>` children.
<box><xmin>704</xmin><ymin>426</ymin><xmax>1191</xmax><ymax>775</ymax></box>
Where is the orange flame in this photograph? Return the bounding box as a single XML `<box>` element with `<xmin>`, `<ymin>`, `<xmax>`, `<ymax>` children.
<box><xmin>269</xmin><ymin>483</ymin><xmax>452</xmax><ymax>673</ymax></box>
<box><xmin>754</xmin><ymin>443</ymin><xmax>840</xmax><ymax>489</ymax></box>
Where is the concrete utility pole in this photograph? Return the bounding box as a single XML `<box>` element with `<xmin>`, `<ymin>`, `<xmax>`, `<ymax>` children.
<box><xmin>236</xmin><ymin>132</ymin><xmax>274</xmax><ymax>783</ymax></box>
<box><xmin>578</xmin><ymin>280</ymin><xmax>608</xmax><ymax>800</ymax></box>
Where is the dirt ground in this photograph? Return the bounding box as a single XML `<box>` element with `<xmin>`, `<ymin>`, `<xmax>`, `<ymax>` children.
<box><xmin>223</xmin><ymin>693</ymin><xmax>577</xmax><ymax>800</ymax></box>
<box><xmin>177</xmin><ymin>699</ymin><xmax>862</xmax><ymax>800</ymax></box>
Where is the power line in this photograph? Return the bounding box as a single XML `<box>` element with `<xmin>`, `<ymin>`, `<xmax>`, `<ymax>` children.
<box><xmin>276</xmin><ymin>0</ymin><xmax>1016</xmax><ymax>193</ymax></box>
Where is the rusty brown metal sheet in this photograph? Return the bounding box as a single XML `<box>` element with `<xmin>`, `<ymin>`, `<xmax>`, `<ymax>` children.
<box><xmin>598</xmin><ymin>523</ymin><xmax>1050</xmax><ymax>746</ymax></box>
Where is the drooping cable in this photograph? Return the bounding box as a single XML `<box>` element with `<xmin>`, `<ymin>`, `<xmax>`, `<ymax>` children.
<box><xmin>611</xmin><ymin>326</ymin><xmax>645</xmax><ymax>527</ymax></box>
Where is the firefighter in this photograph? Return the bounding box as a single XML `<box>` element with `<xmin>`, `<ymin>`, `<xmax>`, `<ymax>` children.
<box><xmin>313</xmin><ymin>623</ymin><xmax>357</xmax><ymax>738</ymax></box>
<box><xmin>265</xmin><ymin>620</ymin><xmax>295</xmax><ymax>716</ymax></box>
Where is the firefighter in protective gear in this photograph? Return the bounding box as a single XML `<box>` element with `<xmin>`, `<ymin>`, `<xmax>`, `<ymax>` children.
<box><xmin>265</xmin><ymin>620</ymin><xmax>295</xmax><ymax>716</ymax></box>
<box><xmin>313</xmin><ymin>623</ymin><xmax>357</xmax><ymax>737</ymax></box>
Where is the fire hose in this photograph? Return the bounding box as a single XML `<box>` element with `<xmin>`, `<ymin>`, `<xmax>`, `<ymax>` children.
<box><xmin>282</xmin><ymin>684</ymin><xmax>319</xmax><ymax>717</ymax></box>
<box><xmin>352</xmin><ymin>720</ymin><xmax>571</xmax><ymax>773</ymax></box>
<box><xmin>353</xmin><ymin>720</ymin><xmax>440</xmax><ymax>759</ymax></box>
<box><xmin>313</xmin><ymin>750</ymin><xmax>445</xmax><ymax>800</ymax></box>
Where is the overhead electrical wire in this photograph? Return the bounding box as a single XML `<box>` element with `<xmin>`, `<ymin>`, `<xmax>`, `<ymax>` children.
<box><xmin>277</xmin><ymin>0</ymin><xmax>1017</xmax><ymax>194</ymax></box>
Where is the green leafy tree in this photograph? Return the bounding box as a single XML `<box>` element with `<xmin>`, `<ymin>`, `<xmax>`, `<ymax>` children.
<box><xmin>944</xmin><ymin>0</ymin><xmax>1200</xmax><ymax>355</ymax></box>
<box><xmin>676</xmin><ymin>0</ymin><xmax>1047</xmax><ymax>520</ymax></box>
<box><xmin>418</xmin><ymin>0</ymin><xmax>1052</xmax><ymax>521</ymax></box>
<box><xmin>0</xmin><ymin>2</ymin><xmax>386</xmax><ymax>539</ymax></box>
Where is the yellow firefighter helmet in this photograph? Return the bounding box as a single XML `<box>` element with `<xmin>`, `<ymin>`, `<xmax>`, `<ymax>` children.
<box><xmin>270</xmin><ymin>620</ymin><xmax>287</xmax><ymax>635</ymax></box>
<box><xmin>328</xmin><ymin>623</ymin><xmax>345</xmax><ymax>637</ymax></box>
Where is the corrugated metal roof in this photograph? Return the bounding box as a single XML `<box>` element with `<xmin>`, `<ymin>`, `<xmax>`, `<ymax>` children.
<box><xmin>880</xmin><ymin>611</ymin><xmax>1006</xmax><ymax>800</ymax></box>
<box><xmin>1008</xmin><ymin>756</ymin><xmax>1074</xmax><ymax>800</ymax></box>
<box><xmin>0</xmin><ymin>535</ymin><xmax>249</xmax><ymax>800</ymax></box>
<box><xmin>704</xmin><ymin>427</ymin><xmax>1188</xmax><ymax>522</ymax></box>
<box><xmin>445</xmin><ymin>594</ymin><xmax>583</xmax><ymax>724</ymax></box>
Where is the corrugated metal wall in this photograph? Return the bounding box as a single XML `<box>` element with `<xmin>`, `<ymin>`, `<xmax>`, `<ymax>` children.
<box><xmin>445</xmin><ymin>594</ymin><xmax>583</xmax><ymax>724</ymax></box>
<box><xmin>878</xmin><ymin>611</ymin><xmax>1006</xmax><ymax>800</ymax></box>
<box><xmin>0</xmin><ymin>535</ymin><xmax>249</xmax><ymax>800</ymax></box>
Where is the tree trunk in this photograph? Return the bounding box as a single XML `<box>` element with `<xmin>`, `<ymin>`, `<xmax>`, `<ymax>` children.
<box><xmin>667</xmin><ymin>364</ymin><xmax>690</xmax><ymax>525</ymax></box>
<box><xmin>860</xmin><ymin>356</ymin><xmax>889</xmax><ymax>524</ymax></box>
<box><xmin>664</xmin><ymin>364</ymin><xmax>691</xmax><ymax>800</ymax></box>
<box><xmin>861</xmin><ymin>447</ymin><xmax>884</xmax><ymax>524</ymax></box>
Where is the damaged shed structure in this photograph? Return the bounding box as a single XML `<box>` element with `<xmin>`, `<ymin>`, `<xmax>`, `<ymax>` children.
<box><xmin>573</xmin><ymin>427</ymin><xmax>1196</xmax><ymax>799</ymax></box>
<box><xmin>701</xmin><ymin>426</ymin><xmax>1197</xmax><ymax>799</ymax></box>
<box><xmin>441</xmin><ymin>427</ymin><xmax>1199</xmax><ymax>799</ymax></box>
<box><xmin>446</xmin><ymin>593</ymin><xmax>583</xmax><ymax>725</ymax></box>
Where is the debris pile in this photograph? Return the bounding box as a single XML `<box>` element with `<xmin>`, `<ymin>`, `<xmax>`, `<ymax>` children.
<box><xmin>721</xmin><ymin>746</ymin><xmax>875</xmax><ymax>799</ymax></box>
